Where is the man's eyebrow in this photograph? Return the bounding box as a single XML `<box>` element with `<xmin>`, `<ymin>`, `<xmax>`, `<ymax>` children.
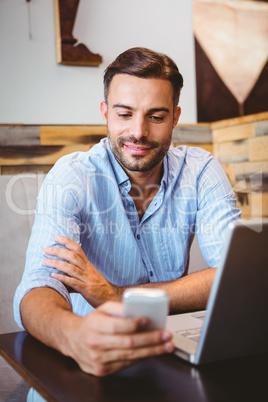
<box><xmin>148</xmin><ymin>107</ymin><xmax>170</xmax><ymax>114</ymax></box>
<box><xmin>112</xmin><ymin>104</ymin><xmax>170</xmax><ymax>113</ymax></box>
<box><xmin>112</xmin><ymin>104</ymin><xmax>134</xmax><ymax>110</ymax></box>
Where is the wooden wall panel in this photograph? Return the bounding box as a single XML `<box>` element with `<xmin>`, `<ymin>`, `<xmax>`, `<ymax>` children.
<box><xmin>0</xmin><ymin>115</ymin><xmax>267</xmax><ymax>218</ymax></box>
<box><xmin>40</xmin><ymin>125</ymin><xmax>107</xmax><ymax>145</ymax></box>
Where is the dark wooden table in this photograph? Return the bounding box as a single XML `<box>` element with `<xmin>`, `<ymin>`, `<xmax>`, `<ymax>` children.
<box><xmin>0</xmin><ymin>331</ymin><xmax>267</xmax><ymax>402</ymax></box>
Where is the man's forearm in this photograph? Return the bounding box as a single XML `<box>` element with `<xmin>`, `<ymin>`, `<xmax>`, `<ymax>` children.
<box><xmin>20</xmin><ymin>287</ymin><xmax>80</xmax><ymax>356</ymax></box>
<box><xmin>43</xmin><ymin>237</ymin><xmax>215</xmax><ymax>313</ymax></box>
<box><xmin>130</xmin><ymin>268</ymin><xmax>216</xmax><ymax>313</ymax></box>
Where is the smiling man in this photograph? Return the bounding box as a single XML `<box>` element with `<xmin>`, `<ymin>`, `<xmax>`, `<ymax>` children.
<box><xmin>102</xmin><ymin>73</ymin><xmax>181</xmax><ymax>220</ymax></box>
<box><xmin>14</xmin><ymin>48</ymin><xmax>241</xmax><ymax>391</ymax></box>
<box><xmin>104</xmin><ymin>75</ymin><xmax>178</xmax><ymax>171</ymax></box>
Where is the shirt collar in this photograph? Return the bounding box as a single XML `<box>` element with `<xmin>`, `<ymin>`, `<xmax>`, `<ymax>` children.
<box><xmin>106</xmin><ymin>139</ymin><xmax>129</xmax><ymax>187</ymax></box>
<box><xmin>161</xmin><ymin>154</ymin><xmax>168</xmax><ymax>190</ymax></box>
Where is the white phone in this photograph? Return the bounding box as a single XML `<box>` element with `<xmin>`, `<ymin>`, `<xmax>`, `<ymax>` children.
<box><xmin>123</xmin><ymin>288</ymin><xmax>169</xmax><ymax>330</ymax></box>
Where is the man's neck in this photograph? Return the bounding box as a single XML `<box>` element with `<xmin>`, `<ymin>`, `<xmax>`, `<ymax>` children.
<box><xmin>127</xmin><ymin>162</ymin><xmax>163</xmax><ymax>220</ymax></box>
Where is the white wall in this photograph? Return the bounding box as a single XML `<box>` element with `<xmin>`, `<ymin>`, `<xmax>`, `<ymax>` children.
<box><xmin>0</xmin><ymin>0</ymin><xmax>196</xmax><ymax>125</ymax></box>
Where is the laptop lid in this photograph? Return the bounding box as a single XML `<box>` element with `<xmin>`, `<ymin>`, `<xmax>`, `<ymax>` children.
<box><xmin>168</xmin><ymin>219</ymin><xmax>268</xmax><ymax>364</ymax></box>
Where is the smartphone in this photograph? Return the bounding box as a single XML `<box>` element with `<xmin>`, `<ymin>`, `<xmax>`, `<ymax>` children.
<box><xmin>123</xmin><ymin>288</ymin><xmax>169</xmax><ymax>330</ymax></box>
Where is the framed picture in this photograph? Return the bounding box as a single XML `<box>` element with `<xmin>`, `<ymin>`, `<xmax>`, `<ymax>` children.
<box><xmin>54</xmin><ymin>0</ymin><xmax>102</xmax><ymax>66</ymax></box>
<box><xmin>194</xmin><ymin>0</ymin><xmax>268</xmax><ymax>122</ymax></box>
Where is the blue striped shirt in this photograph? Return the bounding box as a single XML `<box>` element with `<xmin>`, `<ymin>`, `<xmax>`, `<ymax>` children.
<box><xmin>14</xmin><ymin>138</ymin><xmax>241</xmax><ymax>328</ymax></box>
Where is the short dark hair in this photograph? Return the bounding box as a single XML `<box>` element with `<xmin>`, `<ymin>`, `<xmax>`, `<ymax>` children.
<box><xmin>103</xmin><ymin>47</ymin><xmax>183</xmax><ymax>109</ymax></box>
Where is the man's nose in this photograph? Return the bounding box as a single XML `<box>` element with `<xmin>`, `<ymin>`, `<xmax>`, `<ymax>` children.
<box><xmin>130</xmin><ymin>116</ymin><xmax>148</xmax><ymax>138</ymax></box>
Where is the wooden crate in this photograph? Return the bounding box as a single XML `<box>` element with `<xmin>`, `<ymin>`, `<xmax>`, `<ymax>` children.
<box><xmin>211</xmin><ymin>112</ymin><xmax>268</xmax><ymax>218</ymax></box>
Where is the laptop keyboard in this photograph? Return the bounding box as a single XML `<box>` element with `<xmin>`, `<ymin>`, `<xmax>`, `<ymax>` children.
<box><xmin>174</xmin><ymin>327</ymin><xmax>202</xmax><ymax>343</ymax></box>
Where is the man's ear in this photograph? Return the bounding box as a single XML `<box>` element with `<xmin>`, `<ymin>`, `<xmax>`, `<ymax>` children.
<box><xmin>100</xmin><ymin>101</ymin><xmax>108</xmax><ymax>123</ymax></box>
<box><xmin>173</xmin><ymin>106</ymin><xmax>181</xmax><ymax>128</ymax></box>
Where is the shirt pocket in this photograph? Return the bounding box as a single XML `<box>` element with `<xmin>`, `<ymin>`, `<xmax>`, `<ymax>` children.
<box><xmin>159</xmin><ymin>226</ymin><xmax>189</xmax><ymax>274</ymax></box>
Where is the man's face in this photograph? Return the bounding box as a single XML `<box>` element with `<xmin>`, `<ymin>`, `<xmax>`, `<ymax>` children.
<box><xmin>100</xmin><ymin>74</ymin><xmax>181</xmax><ymax>174</ymax></box>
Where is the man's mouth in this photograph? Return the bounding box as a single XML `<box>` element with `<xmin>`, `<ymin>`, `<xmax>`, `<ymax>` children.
<box><xmin>124</xmin><ymin>143</ymin><xmax>152</xmax><ymax>155</ymax></box>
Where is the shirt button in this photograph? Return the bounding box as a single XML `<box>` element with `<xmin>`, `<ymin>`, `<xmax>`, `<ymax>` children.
<box><xmin>137</xmin><ymin>234</ymin><xmax>140</xmax><ymax>240</ymax></box>
<box><xmin>150</xmin><ymin>271</ymin><xmax>153</xmax><ymax>277</ymax></box>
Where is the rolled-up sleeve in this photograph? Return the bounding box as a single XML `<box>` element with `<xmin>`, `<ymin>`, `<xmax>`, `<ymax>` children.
<box><xmin>13</xmin><ymin>158</ymin><xmax>84</xmax><ymax>329</ymax></box>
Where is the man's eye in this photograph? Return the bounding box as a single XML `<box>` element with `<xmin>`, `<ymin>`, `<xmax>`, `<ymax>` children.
<box><xmin>150</xmin><ymin>115</ymin><xmax>164</xmax><ymax>123</ymax></box>
<box><xmin>118</xmin><ymin>113</ymin><xmax>132</xmax><ymax>119</ymax></box>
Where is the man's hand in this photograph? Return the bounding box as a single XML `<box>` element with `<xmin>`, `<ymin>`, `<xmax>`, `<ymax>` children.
<box><xmin>20</xmin><ymin>289</ymin><xmax>174</xmax><ymax>377</ymax></box>
<box><xmin>64</xmin><ymin>301</ymin><xmax>174</xmax><ymax>376</ymax></box>
<box><xmin>43</xmin><ymin>236</ymin><xmax>121</xmax><ymax>307</ymax></box>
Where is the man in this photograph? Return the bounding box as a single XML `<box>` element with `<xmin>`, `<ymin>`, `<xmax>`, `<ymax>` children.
<box><xmin>14</xmin><ymin>47</ymin><xmax>241</xmax><ymax>381</ymax></box>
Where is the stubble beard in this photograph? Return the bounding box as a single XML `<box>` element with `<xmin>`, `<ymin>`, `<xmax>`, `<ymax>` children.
<box><xmin>107</xmin><ymin>130</ymin><xmax>172</xmax><ymax>173</ymax></box>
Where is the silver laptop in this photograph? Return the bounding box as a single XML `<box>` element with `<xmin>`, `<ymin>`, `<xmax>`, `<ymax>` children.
<box><xmin>166</xmin><ymin>219</ymin><xmax>268</xmax><ymax>364</ymax></box>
